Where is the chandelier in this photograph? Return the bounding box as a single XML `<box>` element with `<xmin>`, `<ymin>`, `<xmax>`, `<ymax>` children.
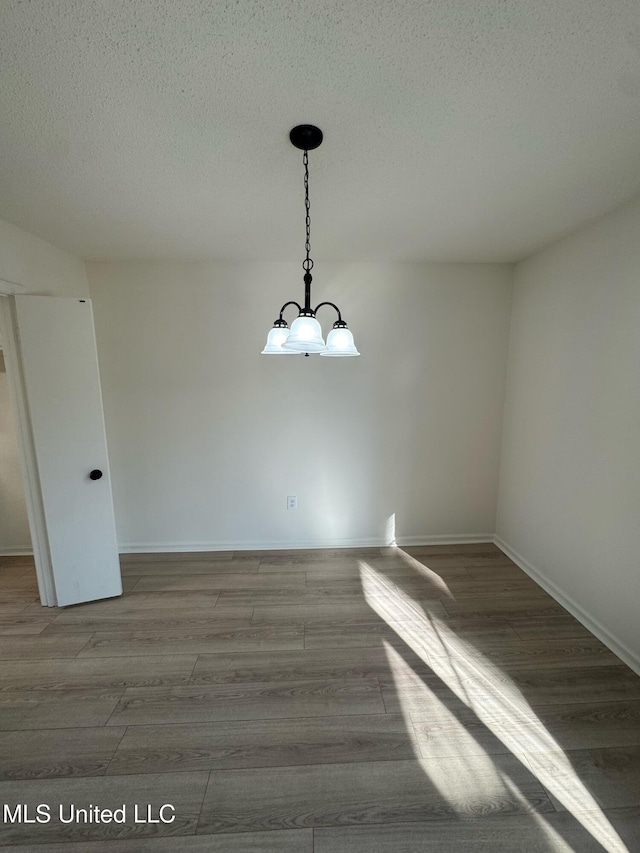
<box><xmin>262</xmin><ymin>125</ymin><xmax>360</xmax><ymax>357</ymax></box>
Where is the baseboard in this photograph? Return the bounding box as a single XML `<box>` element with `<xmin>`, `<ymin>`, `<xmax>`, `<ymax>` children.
<box><xmin>397</xmin><ymin>534</ymin><xmax>494</xmax><ymax>547</ymax></box>
<box><xmin>1</xmin><ymin>534</ymin><xmax>493</xmax><ymax>557</ymax></box>
<box><xmin>494</xmin><ymin>535</ymin><xmax>640</xmax><ymax>678</ymax></box>
<box><xmin>118</xmin><ymin>533</ymin><xmax>495</xmax><ymax>554</ymax></box>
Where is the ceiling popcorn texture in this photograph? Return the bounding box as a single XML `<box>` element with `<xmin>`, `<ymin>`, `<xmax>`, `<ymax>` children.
<box><xmin>1</xmin><ymin>0</ymin><xmax>639</xmax><ymax>262</ymax></box>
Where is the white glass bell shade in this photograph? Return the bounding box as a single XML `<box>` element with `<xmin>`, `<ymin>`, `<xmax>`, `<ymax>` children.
<box><xmin>261</xmin><ymin>326</ymin><xmax>296</xmax><ymax>354</ymax></box>
<box><xmin>319</xmin><ymin>326</ymin><xmax>360</xmax><ymax>357</ymax></box>
<box><xmin>281</xmin><ymin>315</ymin><xmax>326</xmax><ymax>352</ymax></box>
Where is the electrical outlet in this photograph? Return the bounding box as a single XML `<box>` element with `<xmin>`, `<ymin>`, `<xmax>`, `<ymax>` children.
<box><xmin>287</xmin><ymin>495</ymin><xmax>298</xmax><ymax>511</ymax></box>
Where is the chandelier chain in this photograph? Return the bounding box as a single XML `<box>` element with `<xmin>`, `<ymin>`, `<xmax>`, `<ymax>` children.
<box><xmin>302</xmin><ymin>150</ymin><xmax>313</xmax><ymax>272</ymax></box>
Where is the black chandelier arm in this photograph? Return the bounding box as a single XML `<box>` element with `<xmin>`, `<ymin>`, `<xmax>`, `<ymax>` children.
<box><xmin>313</xmin><ymin>301</ymin><xmax>344</xmax><ymax>324</ymax></box>
<box><xmin>278</xmin><ymin>300</ymin><xmax>302</xmax><ymax>321</ymax></box>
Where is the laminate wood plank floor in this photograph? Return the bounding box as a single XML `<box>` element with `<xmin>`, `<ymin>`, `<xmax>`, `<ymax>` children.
<box><xmin>0</xmin><ymin>688</ymin><xmax>124</xmax><ymax>731</ymax></box>
<box><xmin>0</xmin><ymin>604</ymin><xmax>38</xmax><ymax>618</ymax></box>
<box><xmin>0</xmin><ymin>831</ymin><xmax>312</xmax><ymax>852</ymax></box>
<box><xmin>131</xmin><ymin>571</ymin><xmax>305</xmax><ymax>592</ymax></box>
<box><xmin>0</xmin><ymin>727</ymin><xmax>127</xmax><ymax>780</ymax></box>
<box><xmin>120</xmin><ymin>559</ymin><xmax>260</xmax><ymax>576</ymax></box>
<box><xmin>251</xmin><ymin>602</ymin><xmax>449</xmax><ymax>624</ymax></box>
<box><xmin>107</xmin><ymin>713</ymin><xmax>416</xmax><ymax>775</ymax></box>
<box><xmin>107</xmin><ymin>677</ymin><xmax>385</xmax><ymax>726</ymax></box>
<box><xmin>0</xmin><ymin>634</ymin><xmax>93</xmax><ymax>660</ymax></box>
<box><xmin>0</xmin><ymin>616</ymin><xmax>51</xmax><ymax>636</ymax></box>
<box><xmin>312</xmin><ymin>809</ymin><xmax>640</xmax><ymax>853</ymax></box>
<box><xmin>189</xmin><ymin>646</ymin><xmax>403</xmax><ymax>684</ymax></box>
<box><xmin>118</xmin><ymin>551</ymin><xmax>236</xmax><ymax>562</ymax></box>
<box><xmin>1</xmin><ymin>544</ymin><xmax>640</xmax><ymax>851</ymax></box>
<box><xmin>40</xmin><ymin>612</ymin><xmax>254</xmax><ymax>635</ymax></box>
<box><xmin>78</xmin><ymin>624</ymin><xmax>304</xmax><ymax>657</ymax></box>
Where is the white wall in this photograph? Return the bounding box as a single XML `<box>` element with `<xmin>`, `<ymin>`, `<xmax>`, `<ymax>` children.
<box><xmin>0</xmin><ymin>350</ymin><xmax>31</xmax><ymax>551</ymax></box>
<box><xmin>87</xmin><ymin>261</ymin><xmax>513</xmax><ymax>550</ymax></box>
<box><xmin>497</xmin><ymin>196</ymin><xmax>640</xmax><ymax>668</ymax></box>
<box><xmin>0</xmin><ymin>217</ymin><xmax>89</xmax><ymax>298</ymax></box>
<box><xmin>0</xmin><ymin>217</ymin><xmax>90</xmax><ymax>553</ymax></box>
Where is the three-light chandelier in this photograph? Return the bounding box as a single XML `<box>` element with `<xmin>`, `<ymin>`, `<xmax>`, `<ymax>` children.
<box><xmin>262</xmin><ymin>125</ymin><xmax>360</xmax><ymax>357</ymax></box>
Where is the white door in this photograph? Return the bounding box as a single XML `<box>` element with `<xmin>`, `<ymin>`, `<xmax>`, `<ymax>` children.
<box><xmin>14</xmin><ymin>295</ymin><xmax>122</xmax><ymax>606</ymax></box>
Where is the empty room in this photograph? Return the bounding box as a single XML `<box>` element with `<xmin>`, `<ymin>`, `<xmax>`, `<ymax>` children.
<box><xmin>0</xmin><ymin>1</ymin><xmax>639</xmax><ymax>851</ymax></box>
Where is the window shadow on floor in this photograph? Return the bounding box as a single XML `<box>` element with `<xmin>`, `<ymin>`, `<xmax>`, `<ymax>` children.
<box><xmin>355</xmin><ymin>547</ymin><xmax>636</xmax><ymax>851</ymax></box>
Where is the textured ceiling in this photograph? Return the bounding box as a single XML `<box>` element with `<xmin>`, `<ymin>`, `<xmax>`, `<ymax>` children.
<box><xmin>1</xmin><ymin>0</ymin><xmax>640</xmax><ymax>262</ymax></box>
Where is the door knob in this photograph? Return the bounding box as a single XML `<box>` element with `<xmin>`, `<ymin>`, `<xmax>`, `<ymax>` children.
<box><xmin>89</xmin><ymin>469</ymin><xmax>103</xmax><ymax>480</ymax></box>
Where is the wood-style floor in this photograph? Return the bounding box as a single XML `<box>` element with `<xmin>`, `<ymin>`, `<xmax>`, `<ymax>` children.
<box><xmin>1</xmin><ymin>544</ymin><xmax>639</xmax><ymax>851</ymax></box>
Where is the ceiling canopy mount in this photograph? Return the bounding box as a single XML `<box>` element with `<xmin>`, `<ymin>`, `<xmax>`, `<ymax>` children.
<box><xmin>289</xmin><ymin>124</ymin><xmax>323</xmax><ymax>151</ymax></box>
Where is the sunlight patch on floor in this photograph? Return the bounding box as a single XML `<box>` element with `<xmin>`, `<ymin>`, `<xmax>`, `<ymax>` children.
<box><xmin>377</xmin><ymin>547</ymin><xmax>454</xmax><ymax>594</ymax></box>
<box><xmin>529</xmin><ymin>808</ymin><xmax>591</xmax><ymax>852</ymax></box>
<box><xmin>361</xmin><ymin>561</ymin><xmax>629</xmax><ymax>852</ymax></box>
<box><xmin>382</xmin><ymin>642</ymin><xmax>532</xmax><ymax>814</ymax></box>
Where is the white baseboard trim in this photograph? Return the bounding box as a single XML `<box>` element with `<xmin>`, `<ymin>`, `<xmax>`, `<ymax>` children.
<box><xmin>1</xmin><ymin>534</ymin><xmax>494</xmax><ymax>557</ymax></box>
<box><xmin>397</xmin><ymin>534</ymin><xmax>494</xmax><ymax>547</ymax></box>
<box><xmin>119</xmin><ymin>538</ymin><xmax>387</xmax><ymax>553</ymax></box>
<box><xmin>118</xmin><ymin>533</ymin><xmax>495</xmax><ymax>554</ymax></box>
<box><xmin>494</xmin><ymin>535</ymin><xmax>640</xmax><ymax>678</ymax></box>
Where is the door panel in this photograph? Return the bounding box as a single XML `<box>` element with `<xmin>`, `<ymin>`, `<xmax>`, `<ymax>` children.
<box><xmin>15</xmin><ymin>296</ymin><xmax>121</xmax><ymax>606</ymax></box>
